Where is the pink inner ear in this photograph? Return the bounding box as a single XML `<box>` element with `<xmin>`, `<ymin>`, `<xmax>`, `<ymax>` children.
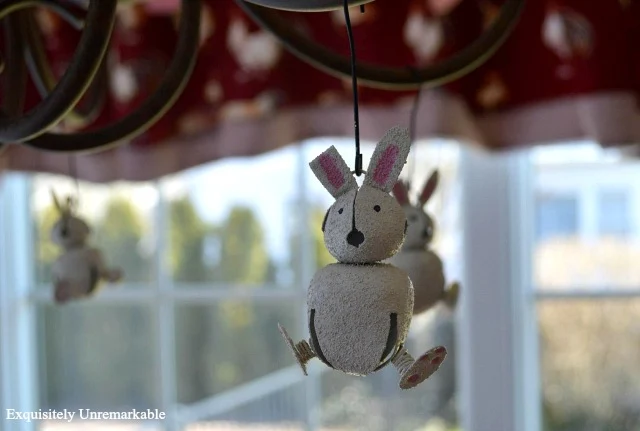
<box><xmin>318</xmin><ymin>153</ymin><xmax>345</xmax><ymax>190</ymax></box>
<box><xmin>393</xmin><ymin>181</ymin><xmax>410</xmax><ymax>205</ymax></box>
<box><xmin>373</xmin><ymin>144</ymin><xmax>399</xmax><ymax>187</ymax></box>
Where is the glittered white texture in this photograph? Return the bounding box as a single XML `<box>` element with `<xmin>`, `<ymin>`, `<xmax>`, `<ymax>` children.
<box><xmin>279</xmin><ymin>126</ymin><xmax>447</xmax><ymax>390</ymax></box>
<box><xmin>308</xmin><ymin>263</ymin><xmax>413</xmax><ymax>375</ymax></box>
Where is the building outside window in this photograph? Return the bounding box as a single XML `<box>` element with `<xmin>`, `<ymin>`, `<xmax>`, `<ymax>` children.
<box><xmin>535</xmin><ymin>195</ymin><xmax>579</xmax><ymax>242</ymax></box>
<box><xmin>597</xmin><ymin>190</ymin><xmax>630</xmax><ymax>238</ymax></box>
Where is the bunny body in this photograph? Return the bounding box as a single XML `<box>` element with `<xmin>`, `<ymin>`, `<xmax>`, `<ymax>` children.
<box><xmin>52</xmin><ymin>247</ymin><xmax>122</xmax><ymax>303</ymax></box>
<box><xmin>388</xmin><ymin>174</ymin><xmax>459</xmax><ymax>315</ymax></box>
<box><xmin>278</xmin><ymin>126</ymin><xmax>447</xmax><ymax>389</ymax></box>
<box><xmin>389</xmin><ymin>249</ymin><xmax>446</xmax><ymax>314</ymax></box>
<box><xmin>308</xmin><ymin>262</ymin><xmax>413</xmax><ymax>375</ymax></box>
<box><xmin>50</xmin><ymin>194</ymin><xmax>122</xmax><ymax>303</ymax></box>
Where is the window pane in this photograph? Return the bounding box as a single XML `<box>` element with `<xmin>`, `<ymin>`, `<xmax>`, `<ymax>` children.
<box><xmin>535</xmin><ymin>195</ymin><xmax>578</xmax><ymax>241</ymax></box>
<box><xmin>320</xmin><ymin>308</ymin><xmax>459</xmax><ymax>431</ymax></box>
<box><xmin>597</xmin><ymin>190</ymin><xmax>630</xmax><ymax>237</ymax></box>
<box><xmin>532</xmin><ymin>144</ymin><xmax>640</xmax><ymax>289</ymax></box>
<box><xmin>162</xmin><ymin>146</ymin><xmax>298</xmax><ymax>287</ymax></box>
<box><xmin>539</xmin><ymin>299</ymin><xmax>640</xmax><ymax>431</ymax></box>
<box><xmin>175</xmin><ymin>301</ymin><xmax>299</xmax><ymax>405</ymax></box>
<box><xmin>32</xmin><ymin>175</ymin><xmax>157</xmax><ymax>288</ymax></box>
<box><xmin>37</xmin><ymin>305</ymin><xmax>158</xmax><ymax>415</ymax></box>
<box><xmin>182</xmin><ymin>383</ymin><xmax>307</xmax><ymax>430</ymax></box>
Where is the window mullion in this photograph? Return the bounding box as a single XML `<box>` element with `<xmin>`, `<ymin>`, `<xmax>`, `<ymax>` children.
<box><xmin>297</xmin><ymin>143</ymin><xmax>321</xmax><ymax>431</ymax></box>
<box><xmin>458</xmin><ymin>148</ymin><xmax>528</xmax><ymax>431</ymax></box>
<box><xmin>0</xmin><ymin>174</ymin><xmax>38</xmax><ymax>431</ymax></box>
<box><xmin>154</xmin><ymin>180</ymin><xmax>179</xmax><ymax>431</ymax></box>
<box><xmin>509</xmin><ymin>151</ymin><xmax>542</xmax><ymax>431</ymax></box>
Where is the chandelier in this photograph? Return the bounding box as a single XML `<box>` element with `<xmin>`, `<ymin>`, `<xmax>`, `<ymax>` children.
<box><xmin>0</xmin><ymin>0</ymin><xmax>524</xmax><ymax>154</ymax></box>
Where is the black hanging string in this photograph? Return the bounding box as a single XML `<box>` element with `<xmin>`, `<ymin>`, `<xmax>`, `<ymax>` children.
<box><xmin>68</xmin><ymin>154</ymin><xmax>80</xmax><ymax>207</ymax></box>
<box><xmin>343</xmin><ymin>0</ymin><xmax>363</xmax><ymax>176</ymax></box>
<box><xmin>407</xmin><ymin>68</ymin><xmax>423</xmax><ymax>189</ymax></box>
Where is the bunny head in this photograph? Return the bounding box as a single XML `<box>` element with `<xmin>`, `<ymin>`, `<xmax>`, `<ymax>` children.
<box><xmin>392</xmin><ymin>171</ymin><xmax>439</xmax><ymax>250</ymax></box>
<box><xmin>310</xmin><ymin>126</ymin><xmax>411</xmax><ymax>263</ymax></box>
<box><xmin>50</xmin><ymin>192</ymin><xmax>90</xmax><ymax>249</ymax></box>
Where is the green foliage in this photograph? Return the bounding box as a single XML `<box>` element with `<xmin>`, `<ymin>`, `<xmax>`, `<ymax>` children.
<box><xmin>217</xmin><ymin>206</ymin><xmax>269</xmax><ymax>284</ymax></box>
<box><xmin>94</xmin><ymin>196</ymin><xmax>151</xmax><ymax>283</ymax></box>
<box><xmin>169</xmin><ymin>196</ymin><xmax>210</xmax><ymax>282</ymax></box>
<box><xmin>169</xmin><ymin>201</ymin><xmax>291</xmax><ymax>404</ymax></box>
<box><xmin>310</xmin><ymin>205</ymin><xmax>335</xmax><ymax>270</ymax></box>
<box><xmin>35</xmin><ymin>204</ymin><xmax>60</xmax><ymax>283</ymax></box>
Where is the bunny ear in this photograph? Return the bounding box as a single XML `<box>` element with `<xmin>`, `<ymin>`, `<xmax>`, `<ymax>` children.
<box><xmin>419</xmin><ymin>170</ymin><xmax>439</xmax><ymax>206</ymax></box>
<box><xmin>392</xmin><ymin>180</ymin><xmax>411</xmax><ymax>206</ymax></box>
<box><xmin>51</xmin><ymin>189</ymin><xmax>62</xmax><ymax>212</ymax></box>
<box><xmin>66</xmin><ymin>196</ymin><xmax>78</xmax><ymax>214</ymax></box>
<box><xmin>309</xmin><ymin>145</ymin><xmax>358</xmax><ymax>198</ymax></box>
<box><xmin>363</xmin><ymin>126</ymin><xmax>411</xmax><ymax>193</ymax></box>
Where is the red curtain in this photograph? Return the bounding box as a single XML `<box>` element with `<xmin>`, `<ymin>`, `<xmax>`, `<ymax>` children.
<box><xmin>2</xmin><ymin>0</ymin><xmax>640</xmax><ymax>182</ymax></box>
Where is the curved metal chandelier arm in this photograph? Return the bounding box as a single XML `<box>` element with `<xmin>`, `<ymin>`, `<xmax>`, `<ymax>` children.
<box><xmin>0</xmin><ymin>0</ymin><xmax>86</xmax><ymax>26</ymax></box>
<box><xmin>0</xmin><ymin>11</ymin><xmax>27</xmax><ymax>155</ymax></box>
<box><xmin>22</xmin><ymin>10</ymin><xmax>107</xmax><ymax>126</ymax></box>
<box><xmin>242</xmin><ymin>0</ymin><xmax>374</xmax><ymax>12</ymax></box>
<box><xmin>2</xmin><ymin>12</ymin><xmax>27</xmax><ymax>116</ymax></box>
<box><xmin>0</xmin><ymin>0</ymin><xmax>116</xmax><ymax>143</ymax></box>
<box><xmin>0</xmin><ymin>0</ymin><xmax>84</xmax><ymax>77</ymax></box>
<box><xmin>236</xmin><ymin>0</ymin><xmax>526</xmax><ymax>90</ymax></box>
<box><xmin>25</xmin><ymin>0</ymin><xmax>202</xmax><ymax>154</ymax></box>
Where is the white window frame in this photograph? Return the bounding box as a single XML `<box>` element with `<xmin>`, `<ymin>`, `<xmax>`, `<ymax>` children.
<box><xmin>0</xmin><ymin>144</ymin><xmax>327</xmax><ymax>431</ymax></box>
<box><xmin>458</xmin><ymin>148</ymin><xmax>541</xmax><ymax>431</ymax></box>
<box><xmin>0</xmin><ymin>144</ymin><xmax>546</xmax><ymax>431</ymax></box>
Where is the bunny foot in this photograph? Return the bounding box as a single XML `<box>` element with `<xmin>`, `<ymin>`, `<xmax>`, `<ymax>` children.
<box><xmin>443</xmin><ymin>281</ymin><xmax>460</xmax><ymax>309</ymax></box>
<box><xmin>393</xmin><ymin>346</ymin><xmax>447</xmax><ymax>390</ymax></box>
<box><xmin>54</xmin><ymin>280</ymin><xmax>73</xmax><ymax>304</ymax></box>
<box><xmin>278</xmin><ymin>323</ymin><xmax>315</xmax><ymax>376</ymax></box>
<box><xmin>101</xmin><ymin>268</ymin><xmax>123</xmax><ymax>284</ymax></box>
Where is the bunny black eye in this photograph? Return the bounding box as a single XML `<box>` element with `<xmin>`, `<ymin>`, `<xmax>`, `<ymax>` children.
<box><xmin>338</xmin><ymin>208</ymin><xmax>343</xmax><ymax>214</ymax></box>
<box><xmin>322</xmin><ymin>209</ymin><xmax>329</xmax><ymax>232</ymax></box>
<box><xmin>373</xmin><ymin>205</ymin><xmax>381</xmax><ymax>212</ymax></box>
<box><xmin>409</xmin><ymin>215</ymin><xmax>418</xmax><ymax>222</ymax></box>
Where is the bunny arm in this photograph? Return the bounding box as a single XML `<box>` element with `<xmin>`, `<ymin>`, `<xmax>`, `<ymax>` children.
<box><xmin>423</xmin><ymin>251</ymin><xmax>460</xmax><ymax>310</ymax></box>
<box><xmin>442</xmin><ymin>281</ymin><xmax>460</xmax><ymax>309</ymax></box>
<box><xmin>88</xmin><ymin>248</ymin><xmax>123</xmax><ymax>283</ymax></box>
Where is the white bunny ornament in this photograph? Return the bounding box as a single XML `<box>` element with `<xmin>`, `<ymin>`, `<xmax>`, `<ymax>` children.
<box><xmin>50</xmin><ymin>192</ymin><xmax>123</xmax><ymax>304</ymax></box>
<box><xmin>278</xmin><ymin>126</ymin><xmax>447</xmax><ymax>390</ymax></box>
<box><xmin>387</xmin><ymin>173</ymin><xmax>460</xmax><ymax>315</ymax></box>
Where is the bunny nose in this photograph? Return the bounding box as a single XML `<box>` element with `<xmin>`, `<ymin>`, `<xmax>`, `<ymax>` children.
<box><xmin>346</xmin><ymin>229</ymin><xmax>365</xmax><ymax>247</ymax></box>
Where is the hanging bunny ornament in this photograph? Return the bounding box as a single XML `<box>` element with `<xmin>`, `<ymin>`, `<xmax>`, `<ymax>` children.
<box><xmin>278</xmin><ymin>126</ymin><xmax>447</xmax><ymax>390</ymax></box>
<box><xmin>50</xmin><ymin>192</ymin><xmax>123</xmax><ymax>304</ymax></box>
<box><xmin>387</xmin><ymin>172</ymin><xmax>460</xmax><ymax>315</ymax></box>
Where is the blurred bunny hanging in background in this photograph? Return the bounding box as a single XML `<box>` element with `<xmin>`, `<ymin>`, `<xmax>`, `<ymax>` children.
<box><xmin>278</xmin><ymin>126</ymin><xmax>447</xmax><ymax>390</ymax></box>
<box><xmin>388</xmin><ymin>171</ymin><xmax>460</xmax><ymax>315</ymax></box>
<box><xmin>50</xmin><ymin>191</ymin><xmax>123</xmax><ymax>304</ymax></box>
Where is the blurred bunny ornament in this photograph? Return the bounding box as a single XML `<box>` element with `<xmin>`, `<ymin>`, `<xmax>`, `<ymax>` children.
<box><xmin>278</xmin><ymin>126</ymin><xmax>447</xmax><ymax>390</ymax></box>
<box><xmin>50</xmin><ymin>192</ymin><xmax>123</xmax><ymax>304</ymax></box>
<box><xmin>388</xmin><ymin>171</ymin><xmax>460</xmax><ymax>315</ymax></box>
